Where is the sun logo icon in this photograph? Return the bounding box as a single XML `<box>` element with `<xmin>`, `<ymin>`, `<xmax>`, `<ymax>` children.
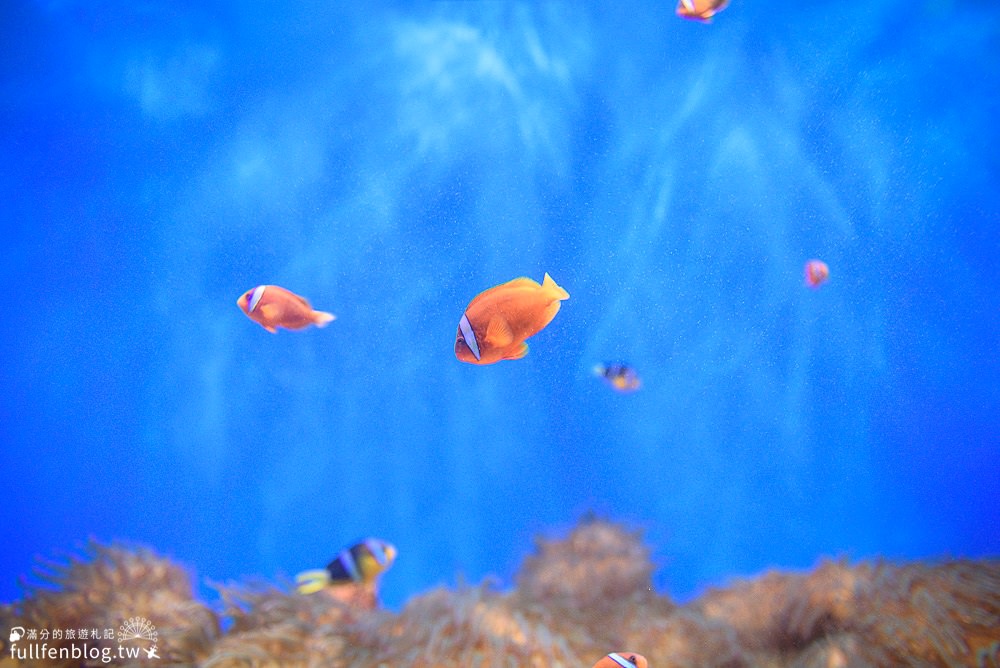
<box><xmin>118</xmin><ymin>616</ymin><xmax>158</xmax><ymax>645</ymax></box>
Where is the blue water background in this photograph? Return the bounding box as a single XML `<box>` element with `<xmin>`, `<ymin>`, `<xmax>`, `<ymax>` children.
<box><xmin>2</xmin><ymin>1</ymin><xmax>998</xmax><ymax>610</ymax></box>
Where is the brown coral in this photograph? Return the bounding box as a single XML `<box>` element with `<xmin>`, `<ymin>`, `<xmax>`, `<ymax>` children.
<box><xmin>200</xmin><ymin>579</ymin><xmax>369</xmax><ymax>668</ymax></box>
<box><xmin>518</xmin><ymin>517</ymin><xmax>656</xmax><ymax>611</ymax></box>
<box><xmin>4</xmin><ymin>540</ymin><xmax>218</xmax><ymax>667</ymax></box>
<box><xmin>856</xmin><ymin>560</ymin><xmax>1000</xmax><ymax>666</ymax></box>
<box><xmin>692</xmin><ymin>556</ymin><xmax>1000</xmax><ymax>667</ymax></box>
<box><xmin>694</xmin><ymin>558</ymin><xmax>867</xmax><ymax>653</ymax></box>
<box><xmin>358</xmin><ymin>586</ymin><xmax>581</xmax><ymax>667</ymax></box>
<box><xmin>623</xmin><ymin>609</ymin><xmax>745</xmax><ymax>668</ymax></box>
<box><xmin>514</xmin><ymin>517</ymin><xmax>674</xmax><ymax>659</ymax></box>
<box><xmin>5</xmin><ymin>521</ymin><xmax>1000</xmax><ymax>668</ymax></box>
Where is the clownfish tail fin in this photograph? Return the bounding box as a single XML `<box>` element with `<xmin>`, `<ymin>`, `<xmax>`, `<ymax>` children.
<box><xmin>313</xmin><ymin>311</ymin><xmax>336</xmax><ymax>328</ymax></box>
<box><xmin>295</xmin><ymin>569</ymin><xmax>331</xmax><ymax>595</ymax></box>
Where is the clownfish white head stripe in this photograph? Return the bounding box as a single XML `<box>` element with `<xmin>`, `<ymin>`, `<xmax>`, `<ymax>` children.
<box><xmin>607</xmin><ymin>654</ymin><xmax>639</xmax><ymax>668</ymax></box>
<box><xmin>248</xmin><ymin>285</ymin><xmax>267</xmax><ymax>312</ymax></box>
<box><xmin>459</xmin><ymin>313</ymin><xmax>481</xmax><ymax>361</ymax></box>
<box><xmin>365</xmin><ymin>538</ymin><xmax>392</xmax><ymax>566</ymax></box>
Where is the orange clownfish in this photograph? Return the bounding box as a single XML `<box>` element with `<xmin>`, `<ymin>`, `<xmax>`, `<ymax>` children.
<box><xmin>237</xmin><ymin>284</ymin><xmax>335</xmax><ymax>333</ymax></box>
<box><xmin>594</xmin><ymin>363</ymin><xmax>641</xmax><ymax>393</ymax></box>
<box><xmin>455</xmin><ymin>273</ymin><xmax>569</xmax><ymax>365</ymax></box>
<box><xmin>676</xmin><ymin>0</ymin><xmax>730</xmax><ymax>22</ymax></box>
<box><xmin>804</xmin><ymin>259</ymin><xmax>830</xmax><ymax>289</ymax></box>
<box><xmin>592</xmin><ymin>652</ymin><xmax>649</xmax><ymax>668</ymax></box>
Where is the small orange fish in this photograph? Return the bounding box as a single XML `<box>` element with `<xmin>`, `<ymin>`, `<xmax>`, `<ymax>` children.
<box><xmin>455</xmin><ymin>273</ymin><xmax>569</xmax><ymax>365</ymax></box>
<box><xmin>804</xmin><ymin>259</ymin><xmax>830</xmax><ymax>289</ymax></box>
<box><xmin>237</xmin><ymin>284</ymin><xmax>335</xmax><ymax>333</ymax></box>
<box><xmin>594</xmin><ymin>363</ymin><xmax>641</xmax><ymax>393</ymax></box>
<box><xmin>592</xmin><ymin>652</ymin><xmax>649</xmax><ymax>668</ymax></box>
<box><xmin>676</xmin><ymin>0</ymin><xmax>730</xmax><ymax>22</ymax></box>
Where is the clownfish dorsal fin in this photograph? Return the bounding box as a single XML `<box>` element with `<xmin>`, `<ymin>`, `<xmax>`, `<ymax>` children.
<box><xmin>485</xmin><ymin>316</ymin><xmax>514</xmax><ymax>347</ymax></box>
<box><xmin>542</xmin><ymin>272</ymin><xmax>570</xmax><ymax>300</ymax></box>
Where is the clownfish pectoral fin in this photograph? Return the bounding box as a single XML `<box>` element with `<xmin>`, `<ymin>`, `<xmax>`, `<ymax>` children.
<box><xmin>313</xmin><ymin>311</ymin><xmax>336</xmax><ymax>327</ymax></box>
<box><xmin>542</xmin><ymin>272</ymin><xmax>570</xmax><ymax>301</ymax></box>
<box><xmin>265</xmin><ymin>325</ymin><xmax>278</xmax><ymax>333</ymax></box>
<box><xmin>506</xmin><ymin>342</ymin><xmax>529</xmax><ymax>360</ymax></box>
<box><xmin>485</xmin><ymin>316</ymin><xmax>514</xmax><ymax>347</ymax></box>
<box><xmin>295</xmin><ymin>569</ymin><xmax>331</xmax><ymax>595</ymax></box>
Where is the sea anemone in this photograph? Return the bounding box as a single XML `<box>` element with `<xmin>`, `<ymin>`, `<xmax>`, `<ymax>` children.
<box><xmin>357</xmin><ymin>585</ymin><xmax>580</xmax><ymax>667</ymax></box>
<box><xmin>5</xmin><ymin>521</ymin><xmax>999</xmax><ymax>667</ymax></box>
<box><xmin>517</xmin><ymin>517</ymin><xmax>657</xmax><ymax>611</ymax></box>
<box><xmin>5</xmin><ymin>540</ymin><xmax>218</xmax><ymax>667</ymax></box>
<box><xmin>855</xmin><ymin>560</ymin><xmax>1000</xmax><ymax>665</ymax></box>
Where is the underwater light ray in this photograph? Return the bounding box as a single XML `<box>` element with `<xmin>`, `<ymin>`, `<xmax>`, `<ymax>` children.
<box><xmin>581</xmin><ymin>159</ymin><xmax>678</xmax><ymax>369</ymax></box>
<box><xmin>389</xmin><ymin>5</ymin><xmax>585</xmax><ymax>174</ymax></box>
<box><xmin>575</xmin><ymin>12</ymin><xmax>913</xmax><ymax>596</ymax></box>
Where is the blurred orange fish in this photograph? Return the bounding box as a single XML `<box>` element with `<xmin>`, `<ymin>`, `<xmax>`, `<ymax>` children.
<box><xmin>804</xmin><ymin>259</ymin><xmax>830</xmax><ymax>289</ymax></box>
<box><xmin>455</xmin><ymin>273</ymin><xmax>569</xmax><ymax>365</ymax></box>
<box><xmin>594</xmin><ymin>363</ymin><xmax>642</xmax><ymax>393</ymax></box>
<box><xmin>593</xmin><ymin>652</ymin><xmax>649</xmax><ymax>668</ymax></box>
<box><xmin>676</xmin><ymin>0</ymin><xmax>729</xmax><ymax>22</ymax></box>
<box><xmin>237</xmin><ymin>284</ymin><xmax>335</xmax><ymax>333</ymax></box>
